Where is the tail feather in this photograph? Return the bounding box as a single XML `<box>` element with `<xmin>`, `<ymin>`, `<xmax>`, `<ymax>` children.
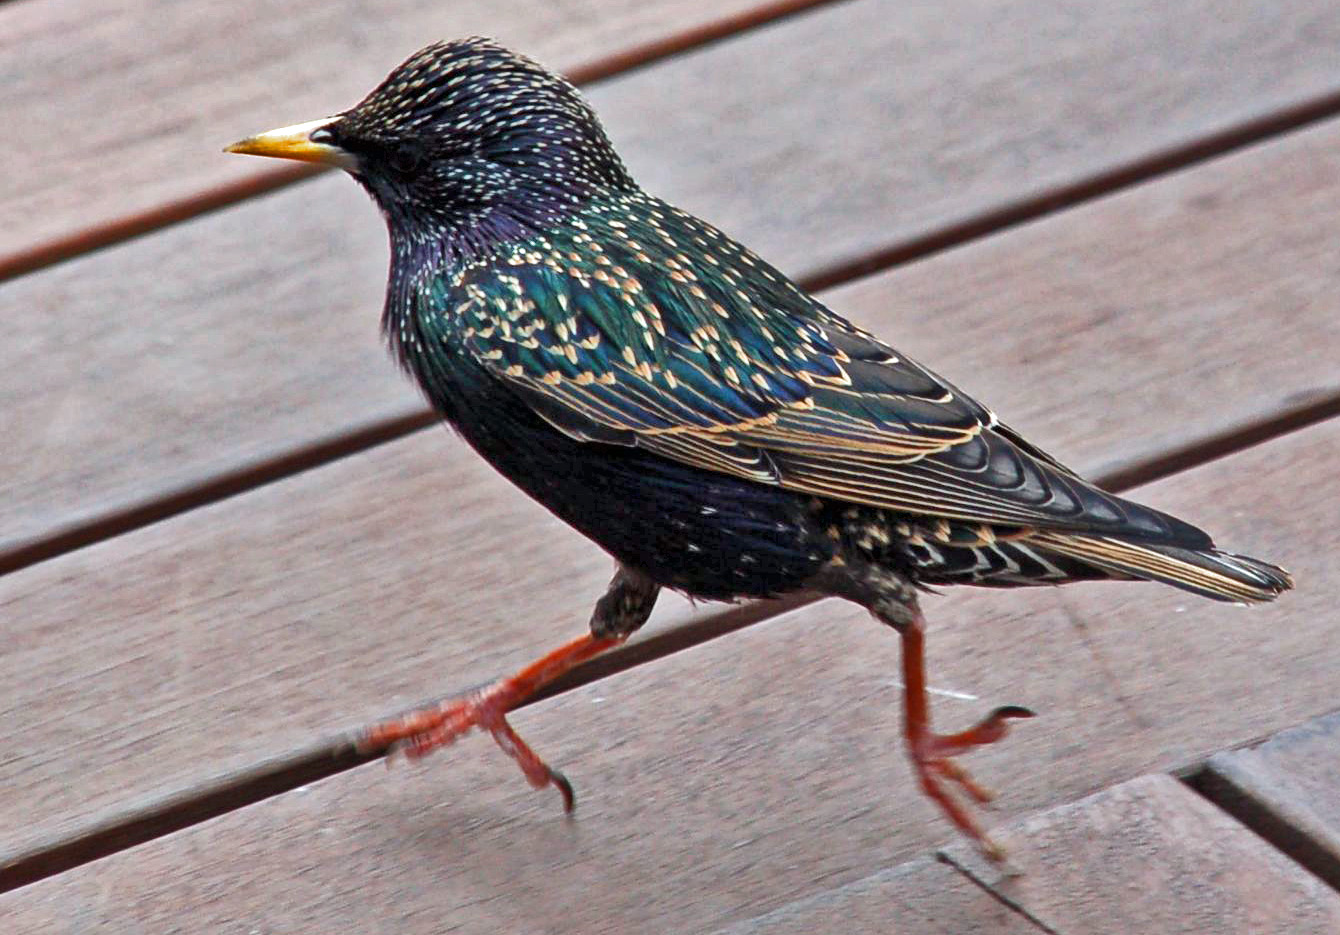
<box><xmin>1027</xmin><ymin>531</ymin><xmax>1293</xmax><ymax>604</ymax></box>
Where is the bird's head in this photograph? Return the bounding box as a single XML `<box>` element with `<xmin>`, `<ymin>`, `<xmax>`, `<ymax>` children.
<box><xmin>227</xmin><ymin>38</ymin><xmax>635</xmax><ymax>253</ymax></box>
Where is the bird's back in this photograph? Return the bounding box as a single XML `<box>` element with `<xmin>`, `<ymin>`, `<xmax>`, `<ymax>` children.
<box><xmin>394</xmin><ymin>191</ymin><xmax>1289</xmax><ymax>604</ymax></box>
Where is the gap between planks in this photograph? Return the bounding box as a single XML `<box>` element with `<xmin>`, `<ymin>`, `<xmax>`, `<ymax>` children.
<box><xmin>933</xmin><ymin>852</ymin><xmax>1064</xmax><ymax>935</ymax></box>
<box><xmin>1181</xmin><ymin>727</ymin><xmax>1340</xmax><ymax>894</ymax></box>
<box><xmin>4</xmin><ymin>423</ymin><xmax>1335</xmax><ymax>894</ymax></box>
<box><xmin>0</xmin><ymin>0</ymin><xmax>840</xmax><ymax>284</ymax></box>
<box><xmin>799</xmin><ymin>86</ymin><xmax>1340</xmax><ymax>293</ymax></box>
<box><xmin>4</xmin><ymin>364</ymin><xmax>1337</xmax><ymax>580</ymax></box>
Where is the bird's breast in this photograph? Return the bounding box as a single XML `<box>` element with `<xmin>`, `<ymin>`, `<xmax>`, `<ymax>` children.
<box><xmin>403</xmin><ymin>342</ymin><xmax>834</xmax><ymax>600</ymax></box>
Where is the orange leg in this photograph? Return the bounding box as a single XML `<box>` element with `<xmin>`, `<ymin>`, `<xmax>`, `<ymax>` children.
<box><xmin>359</xmin><ymin>633</ymin><xmax>624</xmax><ymax>811</ymax></box>
<box><xmin>900</xmin><ymin>607</ymin><xmax>1034</xmax><ymax>861</ymax></box>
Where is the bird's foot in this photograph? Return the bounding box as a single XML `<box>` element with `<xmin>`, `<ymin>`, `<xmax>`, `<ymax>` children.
<box><xmin>356</xmin><ymin>633</ymin><xmax>624</xmax><ymax>812</ymax></box>
<box><xmin>359</xmin><ymin>680</ymin><xmax>577</xmax><ymax>810</ymax></box>
<box><xmin>909</xmin><ymin>705</ymin><xmax>1034</xmax><ymax>862</ymax></box>
<box><xmin>921</xmin><ymin>704</ymin><xmax>1035</xmax><ymax>767</ymax></box>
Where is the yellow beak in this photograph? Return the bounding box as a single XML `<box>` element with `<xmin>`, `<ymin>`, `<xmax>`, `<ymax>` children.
<box><xmin>224</xmin><ymin>117</ymin><xmax>357</xmax><ymax>170</ymax></box>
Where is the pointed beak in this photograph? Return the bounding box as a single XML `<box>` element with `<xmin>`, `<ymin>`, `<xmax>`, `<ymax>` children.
<box><xmin>224</xmin><ymin>117</ymin><xmax>358</xmax><ymax>170</ymax></box>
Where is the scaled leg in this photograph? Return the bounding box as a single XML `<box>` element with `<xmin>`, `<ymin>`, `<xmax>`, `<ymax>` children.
<box><xmin>360</xmin><ymin>566</ymin><xmax>660</xmax><ymax>810</ymax></box>
<box><xmin>882</xmin><ymin>595</ymin><xmax>1033</xmax><ymax>861</ymax></box>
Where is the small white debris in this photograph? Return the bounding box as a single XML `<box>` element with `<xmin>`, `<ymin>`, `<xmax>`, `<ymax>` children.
<box><xmin>885</xmin><ymin>679</ymin><xmax>978</xmax><ymax>702</ymax></box>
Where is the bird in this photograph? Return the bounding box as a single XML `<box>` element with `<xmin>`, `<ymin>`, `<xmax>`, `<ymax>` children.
<box><xmin>227</xmin><ymin>37</ymin><xmax>1292</xmax><ymax>859</ymax></box>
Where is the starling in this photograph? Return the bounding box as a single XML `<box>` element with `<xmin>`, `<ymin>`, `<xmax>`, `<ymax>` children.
<box><xmin>227</xmin><ymin>37</ymin><xmax>1292</xmax><ymax>858</ymax></box>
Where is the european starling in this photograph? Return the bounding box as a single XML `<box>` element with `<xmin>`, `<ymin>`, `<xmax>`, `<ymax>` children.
<box><xmin>227</xmin><ymin>38</ymin><xmax>1292</xmax><ymax>858</ymax></box>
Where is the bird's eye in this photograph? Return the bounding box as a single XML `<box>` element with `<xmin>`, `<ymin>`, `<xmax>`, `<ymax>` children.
<box><xmin>309</xmin><ymin>127</ymin><xmax>335</xmax><ymax>145</ymax></box>
<box><xmin>388</xmin><ymin>146</ymin><xmax>424</xmax><ymax>177</ymax></box>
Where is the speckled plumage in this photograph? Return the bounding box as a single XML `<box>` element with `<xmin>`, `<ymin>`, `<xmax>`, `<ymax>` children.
<box><xmin>317</xmin><ymin>40</ymin><xmax>1286</xmax><ymax>608</ymax></box>
<box><xmin>229</xmin><ymin>37</ymin><xmax>1292</xmax><ymax>857</ymax></box>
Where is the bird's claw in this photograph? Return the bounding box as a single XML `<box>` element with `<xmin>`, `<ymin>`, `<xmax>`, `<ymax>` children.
<box><xmin>359</xmin><ymin>686</ymin><xmax>577</xmax><ymax>811</ymax></box>
<box><xmin>910</xmin><ymin>703</ymin><xmax>1035</xmax><ymax>861</ymax></box>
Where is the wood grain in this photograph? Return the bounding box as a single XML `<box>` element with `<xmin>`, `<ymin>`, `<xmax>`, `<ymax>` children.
<box><xmin>0</xmin><ymin>427</ymin><xmax>708</xmax><ymax>868</ymax></box>
<box><xmin>3</xmin><ymin>420</ymin><xmax>1335</xmax><ymax>930</ymax></box>
<box><xmin>1198</xmin><ymin>710</ymin><xmax>1340</xmax><ymax>888</ymax></box>
<box><xmin>7</xmin><ymin>2</ymin><xmax>1340</xmax><ymax>563</ymax></box>
<box><xmin>7</xmin><ymin>1</ymin><xmax>1340</xmax><ymax>275</ymax></box>
<box><xmin>0</xmin><ymin>0</ymin><xmax>786</xmax><ymax>273</ymax></box>
<box><xmin>944</xmin><ymin>775</ymin><xmax>1340</xmax><ymax>935</ymax></box>
<box><xmin>712</xmin><ymin>856</ymin><xmax>1043</xmax><ymax>935</ymax></box>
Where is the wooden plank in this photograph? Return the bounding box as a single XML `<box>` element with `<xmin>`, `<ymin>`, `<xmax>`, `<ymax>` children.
<box><xmin>6</xmin><ymin>1</ymin><xmax>1340</xmax><ymax>275</ymax></box>
<box><xmin>0</xmin><ymin>0</ymin><xmax>796</xmax><ymax>274</ymax></box>
<box><xmin>0</xmin><ymin>427</ymin><xmax>704</xmax><ymax>868</ymax></box>
<box><xmin>1198</xmin><ymin>710</ymin><xmax>1340</xmax><ymax>888</ymax></box>
<box><xmin>0</xmin><ymin>784</ymin><xmax>1034</xmax><ymax>934</ymax></box>
<box><xmin>602</xmin><ymin>0</ymin><xmax>1340</xmax><ymax>282</ymax></box>
<box><xmin>697</xmin><ymin>856</ymin><xmax>1041</xmax><ymax>935</ymax></box>
<box><xmin>7</xmin><ymin>3</ymin><xmax>1340</xmax><ymax>562</ymax></box>
<box><xmin>944</xmin><ymin>775</ymin><xmax>1340</xmax><ymax>935</ymax></box>
<box><xmin>5</xmin><ymin>113</ymin><xmax>1340</xmax><ymax>870</ymax></box>
<box><xmin>3</xmin><ymin>421</ymin><xmax>1335</xmax><ymax>930</ymax></box>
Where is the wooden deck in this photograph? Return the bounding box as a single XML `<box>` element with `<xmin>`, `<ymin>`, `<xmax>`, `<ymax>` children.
<box><xmin>3</xmin><ymin>1</ymin><xmax>1339</xmax><ymax>931</ymax></box>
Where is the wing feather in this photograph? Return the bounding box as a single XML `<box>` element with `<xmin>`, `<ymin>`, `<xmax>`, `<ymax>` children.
<box><xmin>436</xmin><ymin>193</ymin><xmax>1203</xmax><ymax>544</ymax></box>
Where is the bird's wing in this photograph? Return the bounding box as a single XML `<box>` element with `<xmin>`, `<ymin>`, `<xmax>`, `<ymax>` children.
<box><xmin>440</xmin><ymin>208</ymin><xmax>1199</xmax><ymax>542</ymax></box>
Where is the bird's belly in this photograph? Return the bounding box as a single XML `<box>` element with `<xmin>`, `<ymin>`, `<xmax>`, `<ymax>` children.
<box><xmin>438</xmin><ymin>379</ymin><xmax>834</xmax><ymax>600</ymax></box>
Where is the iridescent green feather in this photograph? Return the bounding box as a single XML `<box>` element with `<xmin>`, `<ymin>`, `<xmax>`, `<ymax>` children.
<box><xmin>413</xmin><ymin>190</ymin><xmax>1193</xmax><ymax>539</ymax></box>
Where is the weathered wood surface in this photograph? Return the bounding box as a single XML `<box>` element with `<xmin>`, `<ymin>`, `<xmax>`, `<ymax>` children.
<box><xmin>0</xmin><ymin>0</ymin><xmax>791</xmax><ymax>273</ymax></box>
<box><xmin>5</xmin><ymin>104</ymin><xmax>1339</xmax><ymax>866</ymax></box>
<box><xmin>6</xmin><ymin>0</ymin><xmax>1340</xmax><ymax>923</ymax></box>
<box><xmin>1</xmin><ymin>775</ymin><xmax>1038</xmax><ymax>934</ymax></box>
<box><xmin>2</xmin><ymin>404</ymin><xmax>1333</xmax><ymax>928</ymax></box>
<box><xmin>698</xmin><ymin>856</ymin><xmax>1042</xmax><ymax>935</ymax></box>
<box><xmin>723</xmin><ymin>774</ymin><xmax>1340</xmax><ymax>935</ymax></box>
<box><xmin>943</xmin><ymin>775</ymin><xmax>1340</xmax><ymax>935</ymax></box>
<box><xmin>0</xmin><ymin>429</ymin><xmax>712</xmax><ymax>867</ymax></box>
<box><xmin>7</xmin><ymin>1</ymin><xmax>1340</xmax><ymax>562</ymax></box>
<box><xmin>6</xmin><ymin>0</ymin><xmax>1340</xmax><ymax>274</ymax></box>
<box><xmin>1200</xmin><ymin>709</ymin><xmax>1340</xmax><ymax>887</ymax></box>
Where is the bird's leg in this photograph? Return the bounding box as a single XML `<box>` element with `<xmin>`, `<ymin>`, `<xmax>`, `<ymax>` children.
<box><xmin>809</xmin><ymin>558</ymin><xmax>1033</xmax><ymax>858</ymax></box>
<box><xmin>893</xmin><ymin>600</ymin><xmax>1034</xmax><ymax>860</ymax></box>
<box><xmin>359</xmin><ymin>566</ymin><xmax>659</xmax><ymax>811</ymax></box>
<box><xmin>362</xmin><ymin>632</ymin><xmax>621</xmax><ymax>810</ymax></box>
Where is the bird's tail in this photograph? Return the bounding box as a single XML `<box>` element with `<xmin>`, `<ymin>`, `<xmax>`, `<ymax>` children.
<box><xmin>1026</xmin><ymin>531</ymin><xmax>1293</xmax><ymax>604</ymax></box>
